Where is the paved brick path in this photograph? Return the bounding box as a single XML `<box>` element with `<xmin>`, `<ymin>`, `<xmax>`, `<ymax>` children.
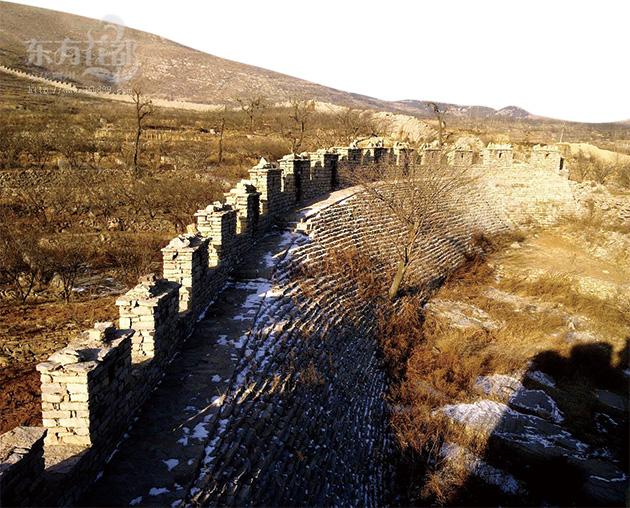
<box><xmin>79</xmin><ymin>230</ymin><xmax>298</xmax><ymax>507</ymax></box>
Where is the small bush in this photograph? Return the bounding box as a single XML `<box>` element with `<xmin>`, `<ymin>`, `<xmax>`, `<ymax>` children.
<box><xmin>103</xmin><ymin>234</ymin><xmax>165</xmax><ymax>284</ymax></box>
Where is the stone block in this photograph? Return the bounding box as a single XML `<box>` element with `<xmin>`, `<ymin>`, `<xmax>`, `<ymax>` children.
<box><xmin>0</xmin><ymin>426</ymin><xmax>46</xmax><ymax>507</ymax></box>
<box><xmin>116</xmin><ymin>275</ymin><xmax>180</xmax><ymax>362</ymax></box>
<box><xmin>36</xmin><ymin>325</ymin><xmax>133</xmax><ymax>448</ymax></box>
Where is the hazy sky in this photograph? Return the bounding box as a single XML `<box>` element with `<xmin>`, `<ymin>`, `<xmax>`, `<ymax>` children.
<box><xmin>14</xmin><ymin>0</ymin><xmax>630</xmax><ymax>123</ymax></box>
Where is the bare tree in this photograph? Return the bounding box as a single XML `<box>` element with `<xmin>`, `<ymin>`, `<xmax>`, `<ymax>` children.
<box><xmin>336</xmin><ymin>107</ymin><xmax>377</xmax><ymax>144</ymax></box>
<box><xmin>218</xmin><ymin>107</ymin><xmax>226</xmax><ymax>165</ymax></box>
<box><xmin>0</xmin><ymin>214</ymin><xmax>48</xmax><ymax>303</ymax></box>
<box><xmin>236</xmin><ymin>96</ymin><xmax>266</xmax><ymax>132</ymax></box>
<box><xmin>0</xmin><ymin>126</ymin><xmax>23</xmax><ymax>170</ymax></box>
<box><xmin>43</xmin><ymin>241</ymin><xmax>91</xmax><ymax>303</ymax></box>
<box><xmin>353</xmin><ymin>159</ymin><xmax>473</xmax><ymax>300</ymax></box>
<box><xmin>428</xmin><ymin>102</ymin><xmax>447</xmax><ymax>148</ymax></box>
<box><xmin>131</xmin><ymin>87</ymin><xmax>154</xmax><ymax>176</ymax></box>
<box><xmin>277</xmin><ymin>99</ymin><xmax>316</xmax><ymax>153</ymax></box>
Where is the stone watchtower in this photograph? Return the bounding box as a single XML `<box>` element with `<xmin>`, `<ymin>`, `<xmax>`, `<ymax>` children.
<box><xmin>530</xmin><ymin>145</ymin><xmax>564</xmax><ymax>172</ymax></box>
<box><xmin>482</xmin><ymin>143</ymin><xmax>513</xmax><ymax>168</ymax></box>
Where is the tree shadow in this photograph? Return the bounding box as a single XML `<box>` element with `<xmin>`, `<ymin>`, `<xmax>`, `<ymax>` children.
<box><xmin>452</xmin><ymin>340</ymin><xmax>629</xmax><ymax>506</ymax></box>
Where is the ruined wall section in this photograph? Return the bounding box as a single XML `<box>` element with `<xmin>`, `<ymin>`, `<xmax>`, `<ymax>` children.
<box><xmin>0</xmin><ymin>145</ymin><xmax>346</xmax><ymax>505</ymax></box>
<box><xmin>190</xmin><ymin>164</ymin><xmax>575</xmax><ymax>504</ymax></box>
<box><xmin>478</xmin><ymin>164</ymin><xmax>580</xmax><ymax>225</ymax></box>
<box><xmin>0</xmin><ymin>141</ymin><xmax>582</xmax><ymax>506</ymax></box>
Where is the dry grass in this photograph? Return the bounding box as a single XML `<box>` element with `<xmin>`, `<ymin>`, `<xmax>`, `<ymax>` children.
<box><xmin>385</xmin><ymin>221</ymin><xmax>630</xmax><ymax>505</ymax></box>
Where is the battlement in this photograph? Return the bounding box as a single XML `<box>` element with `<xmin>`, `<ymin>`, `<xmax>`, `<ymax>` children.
<box><xmin>450</xmin><ymin>147</ymin><xmax>474</xmax><ymax>167</ymax></box>
<box><xmin>37</xmin><ymin>322</ymin><xmax>133</xmax><ymax>448</ymax></box>
<box><xmin>530</xmin><ymin>144</ymin><xmax>564</xmax><ymax>172</ymax></box>
<box><xmin>482</xmin><ymin>143</ymin><xmax>513</xmax><ymax>168</ymax></box>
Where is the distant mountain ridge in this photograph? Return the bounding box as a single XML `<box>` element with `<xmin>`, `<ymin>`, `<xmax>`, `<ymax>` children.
<box><xmin>0</xmin><ymin>1</ymin><xmax>389</xmax><ymax>109</ymax></box>
<box><xmin>0</xmin><ymin>1</ymin><xmax>599</xmax><ymax>123</ymax></box>
<box><xmin>390</xmin><ymin>100</ymin><xmax>535</xmax><ymax>119</ymax></box>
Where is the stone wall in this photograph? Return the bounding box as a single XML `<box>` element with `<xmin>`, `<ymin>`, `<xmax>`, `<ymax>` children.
<box><xmin>450</xmin><ymin>147</ymin><xmax>474</xmax><ymax>167</ymax></box>
<box><xmin>483</xmin><ymin>143</ymin><xmax>514</xmax><ymax>168</ymax></box>
<box><xmin>188</xmin><ymin>158</ymin><xmax>581</xmax><ymax>505</ymax></box>
<box><xmin>421</xmin><ymin>146</ymin><xmax>443</xmax><ymax>166</ymax></box>
<box><xmin>477</xmin><ymin>163</ymin><xmax>579</xmax><ymax>225</ymax></box>
<box><xmin>0</xmin><ymin>427</ymin><xmax>46</xmax><ymax>507</ymax></box>
<box><xmin>115</xmin><ymin>276</ymin><xmax>180</xmax><ymax>366</ymax></box>
<box><xmin>0</xmin><ymin>144</ymin><xmax>360</xmax><ymax>505</ymax></box>
<box><xmin>37</xmin><ymin>324</ymin><xmax>133</xmax><ymax>448</ymax></box>
<box><xmin>0</xmin><ymin>141</ymin><xmax>580</xmax><ymax>505</ymax></box>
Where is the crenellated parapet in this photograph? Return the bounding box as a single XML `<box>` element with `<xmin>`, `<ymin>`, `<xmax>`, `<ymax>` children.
<box><xmin>225</xmin><ymin>181</ymin><xmax>261</xmax><ymax>236</ymax></box>
<box><xmin>116</xmin><ymin>274</ymin><xmax>180</xmax><ymax>364</ymax></box>
<box><xmin>333</xmin><ymin>145</ymin><xmax>362</xmax><ymax>169</ymax></box>
<box><xmin>305</xmin><ymin>149</ymin><xmax>339</xmax><ymax>198</ymax></box>
<box><xmin>36</xmin><ymin>322</ymin><xmax>134</xmax><ymax>448</ymax></box>
<box><xmin>248</xmin><ymin>158</ymin><xmax>282</xmax><ymax>223</ymax></box>
<box><xmin>162</xmin><ymin>233</ymin><xmax>211</xmax><ymax>317</ymax></box>
<box><xmin>421</xmin><ymin>146</ymin><xmax>443</xmax><ymax>166</ymax></box>
<box><xmin>450</xmin><ymin>147</ymin><xmax>474</xmax><ymax>168</ymax></box>
<box><xmin>393</xmin><ymin>142</ymin><xmax>413</xmax><ymax>169</ymax></box>
<box><xmin>482</xmin><ymin>143</ymin><xmax>513</xmax><ymax>168</ymax></box>
<box><xmin>278</xmin><ymin>153</ymin><xmax>311</xmax><ymax>206</ymax></box>
<box><xmin>530</xmin><ymin>144</ymin><xmax>564</xmax><ymax>172</ymax></box>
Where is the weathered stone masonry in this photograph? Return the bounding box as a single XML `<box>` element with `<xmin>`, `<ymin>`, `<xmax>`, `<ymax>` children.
<box><xmin>0</xmin><ymin>141</ymin><xmax>578</xmax><ymax>506</ymax></box>
<box><xmin>188</xmin><ymin>151</ymin><xmax>580</xmax><ymax>505</ymax></box>
<box><xmin>0</xmin><ymin>142</ymin><xmax>381</xmax><ymax>505</ymax></box>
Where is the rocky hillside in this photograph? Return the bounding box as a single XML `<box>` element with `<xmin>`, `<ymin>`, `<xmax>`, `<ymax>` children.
<box><xmin>389</xmin><ymin>100</ymin><xmax>535</xmax><ymax>119</ymax></box>
<box><xmin>0</xmin><ymin>1</ymin><xmax>389</xmax><ymax>108</ymax></box>
<box><xmin>0</xmin><ymin>1</ymin><xmax>543</xmax><ymax>119</ymax></box>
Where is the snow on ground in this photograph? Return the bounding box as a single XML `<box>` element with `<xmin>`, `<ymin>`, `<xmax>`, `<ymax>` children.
<box><xmin>149</xmin><ymin>487</ymin><xmax>170</xmax><ymax>496</ymax></box>
<box><xmin>163</xmin><ymin>459</ymin><xmax>179</xmax><ymax>472</ymax></box>
<box><xmin>475</xmin><ymin>374</ymin><xmax>564</xmax><ymax>423</ymax></box>
<box><xmin>440</xmin><ymin>399</ymin><xmax>510</xmax><ymax>430</ymax></box>
<box><xmin>440</xmin><ymin>399</ymin><xmax>588</xmax><ymax>457</ymax></box>
<box><xmin>426</xmin><ymin>299</ymin><xmax>499</xmax><ymax>330</ymax></box>
<box><xmin>526</xmin><ymin>370</ymin><xmax>556</xmax><ymax>388</ymax></box>
<box><xmin>440</xmin><ymin>443</ymin><xmax>525</xmax><ymax>495</ymax></box>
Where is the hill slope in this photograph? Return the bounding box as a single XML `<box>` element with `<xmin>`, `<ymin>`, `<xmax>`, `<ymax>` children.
<box><xmin>0</xmin><ymin>1</ymin><xmax>577</xmax><ymax>122</ymax></box>
<box><xmin>0</xmin><ymin>1</ymin><xmax>390</xmax><ymax>108</ymax></box>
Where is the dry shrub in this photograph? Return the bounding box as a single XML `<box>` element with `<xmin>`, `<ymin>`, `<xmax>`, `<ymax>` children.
<box><xmin>377</xmin><ymin>295</ymin><xmax>424</xmax><ymax>380</ymax></box>
<box><xmin>298</xmin><ymin>244</ymin><xmax>504</xmax><ymax>503</ymax></box>
<box><xmin>499</xmin><ymin>272</ymin><xmax>629</xmax><ymax>337</ymax></box>
<box><xmin>616</xmin><ymin>161</ymin><xmax>630</xmax><ymax>189</ymax></box>
<box><xmin>0</xmin><ymin>216</ymin><xmax>46</xmax><ymax>303</ymax></box>
<box><xmin>568</xmin><ymin>150</ymin><xmax>614</xmax><ymax>184</ymax></box>
<box><xmin>101</xmin><ymin>234</ymin><xmax>166</xmax><ymax>285</ymax></box>
<box><xmin>296</xmin><ymin>229</ymin><xmax>528</xmax><ymax>503</ymax></box>
<box><xmin>41</xmin><ymin>240</ymin><xmax>93</xmax><ymax>303</ymax></box>
<box><xmin>561</xmin><ymin>204</ymin><xmax>630</xmax><ymax>236</ymax></box>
